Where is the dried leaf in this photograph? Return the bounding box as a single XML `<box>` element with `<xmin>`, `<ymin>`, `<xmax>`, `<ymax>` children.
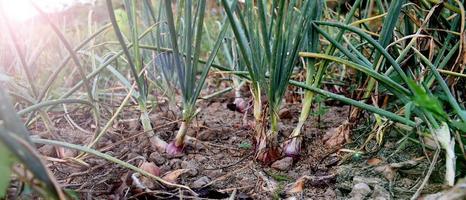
<box><xmin>367</xmin><ymin>158</ymin><xmax>382</xmax><ymax>166</ymax></box>
<box><xmin>286</xmin><ymin>177</ymin><xmax>305</xmax><ymax>194</ymax></box>
<box><xmin>139</xmin><ymin>161</ymin><xmax>160</xmax><ymax>177</ymax></box>
<box><xmin>323</xmin><ymin>121</ymin><xmax>352</xmax><ymax>147</ymax></box>
<box><xmin>374</xmin><ymin>165</ymin><xmax>396</xmax><ymax>181</ymax></box>
<box><xmin>162</xmin><ymin>169</ymin><xmax>190</xmax><ymax>183</ymax></box>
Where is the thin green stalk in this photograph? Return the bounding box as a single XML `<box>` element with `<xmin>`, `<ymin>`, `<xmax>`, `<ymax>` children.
<box><xmin>174</xmin><ymin>121</ymin><xmax>189</xmax><ymax>147</ymax></box>
<box><xmin>18</xmin><ymin>99</ymin><xmax>94</xmax><ymax>116</ymax></box>
<box><xmin>290</xmin><ymin>80</ymin><xmax>416</xmax><ymax>126</ymax></box>
<box><xmin>437</xmin><ymin>69</ymin><xmax>466</xmax><ymax>78</ymax></box>
<box><xmin>299</xmin><ymin>53</ymin><xmax>410</xmax><ymax>96</ymax></box>
<box><xmin>190</xmin><ymin>7</ymin><xmax>234</xmax><ymax>106</ymax></box>
<box><xmin>315</xmin><ymin>21</ymin><xmax>410</xmax><ymax>84</ymax></box>
<box><xmin>359</xmin><ymin>0</ymin><xmax>404</xmax><ymax>103</ymax></box>
<box><xmin>291</xmin><ymin>0</ymin><xmax>361</xmax><ymax>138</ymax></box>
<box><xmin>86</xmin><ymin>83</ymin><xmax>135</xmax><ymax>149</ymax></box>
<box><xmin>124</xmin><ymin>0</ymin><xmax>153</xmax><ymax>136</ymax></box>
<box><xmin>59</xmin><ymin>23</ymin><xmax>159</xmax><ymax>101</ymax></box>
<box><xmin>426</xmin><ymin>0</ymin><xmax>462</xmax><ymax>13</ymax></box>
<box><xmin>106</xmin><ymin>0</ymin><xmax>145</xmax><ymax>101</ymax></box>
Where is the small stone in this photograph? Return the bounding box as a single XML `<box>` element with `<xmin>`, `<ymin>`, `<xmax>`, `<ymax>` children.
<box><xmin>271</xmin><ymin>157</ymin><xmax>293</xmax><ymax>171</ymax></box>
<box><xmin>287</xmin><ymin>171</ymin><xmax>299</xmax><ymax>179</ymax></box>
<box><xmin>149</xmin><ymin>152</ymin><xmax>166</xmax><ymax>166</ymax></box>
<box><xmin>322</xmin><ymin>154</ymin><xmax>340</xmax><ymax>167</ymax></box>
<box><xmin>197</xmin><ymin>130</ymin><xmax>217</xmax><ymax>141</ymax></box>
<box><xmin>371</xmin><ymin>185</ymin><xmax>390</xmax><ymax>200</ymax></box>
<box><xmin>170</xmin><ymin>159</ymin><xmax>182</xmax><ymax>169</ymax></box>
<box><xmin>160</xmin><ymin>163</ymin><xmax>171</xmax><ymax>173</ymax></box>
<box><xmin>205</xmin><ymin>169</ymin><xmax>223</xmax><ymax>178</ymax></box>
<box><xmin>192</xmin><ymin>176</ymin><xmax>210</xmax><ymax>188</ymax></box>
<box><xmin>181</xmin><ymin>160</ymin><xmax>199</xmax><ymax>176</ymax></box>
<box><xmin>353</xmin><ymin>176</ymin><xmax>383</xmax><ymax>186</ymax></box>
<box><xmin>214</xmin><ymin>153</ymin><xmax>225</xmax><ymax>160</ymax></box>
<box><xmin>193</xmin><ymin>154</ymin><xmax>208</xmax><ymax>163</ymax></box>
<box><xmin>349</xmin><ymin>183</ymin><xmax>371</xmax><ymax>199</ymax></box>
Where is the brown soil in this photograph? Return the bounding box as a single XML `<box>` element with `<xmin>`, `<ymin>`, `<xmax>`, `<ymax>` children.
<box><xmin>29</xmin><ymin>89</ymin><xmax>440</xmax><ymax>199</ymax></box>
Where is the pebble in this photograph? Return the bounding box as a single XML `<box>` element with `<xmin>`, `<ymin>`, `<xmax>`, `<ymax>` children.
<box><xmin>170</xmin><ymin>159</ymin><xmax>182</xmax><ymax>169</ymax></box>
<box><xmin>322</xmin><ymin>154</ymin><xmax>340</xmax><ymax>167</ymax></box>
<box><xmin>181</xmin><ymin>160</ymin><xmax>199</xmax><ymax>176</ymax></box>
<box><xmin>160</xmin><ymin>164</ymin><xmax>171</xmax><ymax>173</ymax></box>
<box><xmin>214</xmin><ymin>153</ymin><xmax>225</xmax><ymax>160</ymax></box>
<box><xmin>195</xmin><ymin>155</ymin><xmax>208</xmax><ymax>163</ymax></box>
<box><xmin>371</xmin><ymin>185</ymin><xmax>390</xmax><ymax>200</ymax></box>
<box><xmin>191</xmin><ymin>176</ymin><xmax>210</xmax><ymax>188</ymax></box>
<box><xmin>353</xmin><ymin>176</ymin><xmax>383</xmax><ymax>186</ymax></box>
<box><xmin>205</xmin><ymin>169</ymin><xmax>223</xmax><ymax>178</ymax></box>
<box><xmin>197</xmin><ymin>130</ymin><xmax>217</xmax><ymax>141</ymax></box>
<box><xmin>271</xmin><ymin>157</ymin><xmax>293</xmax><ymax>171</ymax></box>
<box><xmin>149</xmin><ymin>152</ymin><xmax>166</xmax><ymax>166</ymax></box>
<box><xmin>349</xmin><ymin>183</ymin><xmax>371</xmax><ymax>200</ymax></box>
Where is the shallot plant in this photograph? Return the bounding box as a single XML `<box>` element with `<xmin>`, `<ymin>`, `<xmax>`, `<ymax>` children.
<box><xmin>222</xmin><ymin>0</ymin><xmax>321</xmax><ymax>164</ymax></box>
<box><xmin>106</xmin><ymin>0</ymin><xmax>158</xmax><ymax>143</ymax></box>
<box><xmin>157</xmin><ymin>0</ymin><xmax>231</xmax><ymax>155</ymax></box>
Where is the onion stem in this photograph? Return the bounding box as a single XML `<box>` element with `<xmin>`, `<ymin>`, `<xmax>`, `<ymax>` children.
<box><xmin>174</xmin><ymin>121</ymin><xmax>189</xmax><ymax>147</ymax></box>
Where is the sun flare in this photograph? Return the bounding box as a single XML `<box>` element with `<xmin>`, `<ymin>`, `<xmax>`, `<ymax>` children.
<box><xmin>0</xmin><ymin>0</ymin><xmax>92</xmax><ymax>22</ymax></box>
<box><xmin>0</xmin><ymin>0</ymin><xmax>37</xmax><ymax>22</ymax></box>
